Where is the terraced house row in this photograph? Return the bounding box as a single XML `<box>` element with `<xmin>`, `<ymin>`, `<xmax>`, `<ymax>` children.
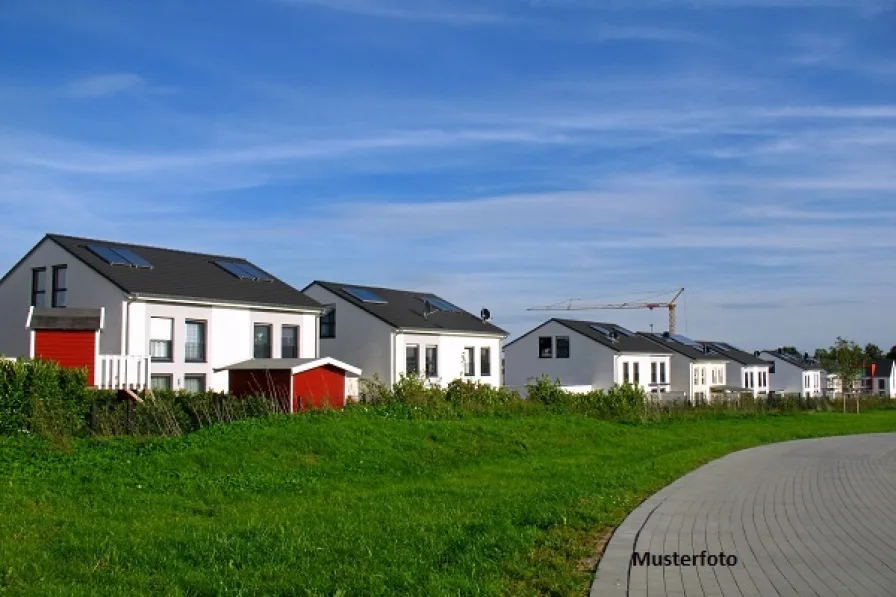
<box><xmin>1</xmin><ymin>234</ymin><xmax>893</xmax><ymax>405</ymax></box>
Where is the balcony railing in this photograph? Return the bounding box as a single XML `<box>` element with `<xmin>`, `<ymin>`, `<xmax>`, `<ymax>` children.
<box><xmin>96</xmin><ymin>355</ymin><xmax>151</xmax><ymax>390</ymax></box>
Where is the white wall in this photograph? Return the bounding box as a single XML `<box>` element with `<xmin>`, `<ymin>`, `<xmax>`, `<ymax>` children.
<box><xmin>613</xmin><ymin>353</ymin><xmax>673</xmax><ymax>393</ymax></box>
<box><xmin>396</xmin><ymin>332</ymin><xmax>502</xmax><ymax>388</ymax></box>
<box><xmin>133</xmin><ymin>301</ymin><xmax>317</xmax><ymax>392</ymax></box>
<box><xmin>735</xmin><ymin>365</ymin><xmax>770</xmax><ymax>397</ymax></box>
<box><xmin>303</xmin><ymin>284</ymin><xmax>395</xmax><ymax>385</ymax></box>
<box><xmin>503</xmin><ymin>321</ymin><xmax>603</xmax><ymax>392</ymax></box>
<box><xmin>0</xmin><ymin>238</ymin><xmax>126</xmax><ymax>358</ymax></box>
<box><xmin>802</xmin><ymin>370</ymin><xmax>824</xmax><ymax>398</ymax></box>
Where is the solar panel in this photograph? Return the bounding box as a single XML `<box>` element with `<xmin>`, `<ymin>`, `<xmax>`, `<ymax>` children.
<box><xmin>670</xmin><ymin>333</ymin><xmax>701</xmax><ymax>347</ymax></box>
<box><xmin>215</xmin><ymin>261</ymin><xmax>256</xmax><ymax>279</ymax></box>
<box><xmin>343</xmin><ymin>287</ymin><xmax>387</xmax><ymax>303</ymax></box>
<box><xmin>111</xmin><ymin>247</ymin><xmax>152</xmax><ymax>268</ymax></box>
<box><xmin>426</xmin><ymin>297</ymin><xmax>462</xmax><ymax>312</ymax></box>
<box><xmin>613</xmin><ymin>325</ymin><xmax>635</xmax><ymax>336</ymax></box>
<box><xmin>590</xmin><ymin>324</ymin><xmax>611</xmax><ymax>336</ymax></box>
<box><xmin>87</xmin><ymin>244</ymin><xmax>131</xmax><ymax>266</ymax></box>
<box><xmin>235</xmin><ymin>263</ymin><xmax>273</xmax><ymax>282</ymax></box>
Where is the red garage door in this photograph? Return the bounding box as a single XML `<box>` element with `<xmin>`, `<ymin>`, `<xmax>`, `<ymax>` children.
<box><xmin>34</xmin><ymin>330</ymin><xmax>96</xmax><ymax>382</ymax></box>
<box><xmin>292</xmin><ymin>365</ymin><xmax>346</xmax><ymax>411</ymax></box>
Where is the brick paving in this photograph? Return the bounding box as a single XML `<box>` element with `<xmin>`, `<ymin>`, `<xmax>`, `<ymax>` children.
<box><xmin>591</xmin><ymin>434</ymin><xmax>896</xmax><ymax>596</ymax></box>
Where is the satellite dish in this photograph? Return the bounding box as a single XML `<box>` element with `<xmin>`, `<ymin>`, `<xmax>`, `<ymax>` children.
<box><xmin>480</xmin><ymin>308</ymin><xmax>491</xmax><ymax>322</ymax></box>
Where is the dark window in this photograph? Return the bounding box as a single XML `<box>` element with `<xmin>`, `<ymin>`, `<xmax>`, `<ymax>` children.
<box><xmin>464</xmin><ymin>347</ymin><xmax>475</xmax><ymax>376</ymax></box>
<box><xmin>651</xmin><ymin>362</ymin><xmax>658</xmax><ymax>383</ymax></box>
<box><xmin>151</xmin><ymin>375</ymin><xmax>172</xmax><ymax>392</ymax></box>
<box><xmin>282</xmin><ymin>325</ymin><xmax>299</xmax><ymax>358</ymax></box>
<box><xmin>879</xmin><ymin>379</ymin><xmax>886</xmax><ymax>390</ymax></box>
<box><xmin>660</xmin><ymin>362</ymin><xmax>667</xmax><ymax>383</ymax></box>
<box><xmin>749</xmin><ymin>371</ymin><xmax>755</xmax><ymax>388</ymax></box>
<box><xmin>623</xmin><ymin>362</ymin><xmax>630</xmax><ymax>384</ymax></box>
<box><xmin>406</xmin><ymin>345</ymin><xmax>419</xmax><ymax>375</ymax></box>
<box><xmin>556</xmin><ymin>336</ymin><xmax>570</xmax><ymax>358</ymax></box>
<box><xmin>480</xmin><ymin>347</ymin><xmax>491</xmax><ymax>377</ymax></box>
<box><xmin>538</xmin><ymin>337</ymin><xmax>552</xmax><ymax>358</ymax></box>
<box><xmin>185</xmin><ymin>321</ymin><xmax>207</xmax><ymax>362</ymax></box>
<box><xmin>51</xmin><ymin>265</ymin><xmax>67</xmax><ymax>307</ymax></box>
<box><xmin>320</xmin><ymin>308</ymin><xmax>335</xmax><ymax>338</ymax></box>
<box><xmin>31</xmin><ymin>268</ymin><xmax>46</xmax><ymax>307</ymax></box>
<box><xmin>184</xmin><ymin>375</ymin><xmax>206</xmax><ymax>393</ymax></box>
<box><xmin>633</xmin><ymin>362</ymin><xmax>640</xmax><ymax>384</ymax></box>
<box><xmin>254</xmin><ymin>324</ymin><xmax>272</xmax><ymax>358</ymax></box>
<box><xmin>150</xmin><ymin>317</ymin><xmax>174</xmax><ymax>362</ymax></box>
<box><xmin>745</xmin><ymin>372</ymin><xmax>749</xmax><ymax>388</ymax></box>
<box><xmin>425</xmin><ymin>346</ymin><xmax>438</xmax><ymax>377</ymax></box>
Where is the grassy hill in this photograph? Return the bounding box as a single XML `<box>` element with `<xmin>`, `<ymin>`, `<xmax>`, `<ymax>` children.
<box><xmin>3</xmin><ymin>409</ymin><xmax>896</xmax><ymax>596</ymax></box>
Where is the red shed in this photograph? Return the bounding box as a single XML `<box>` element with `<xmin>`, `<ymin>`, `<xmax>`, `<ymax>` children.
<box><xmin>215</xmin><ymin>357</ymin><xmax>362</xmax><ymax>412</ymax></box>
<box><xmin>26</xmin><ymin>306</ymin><xmax>104</xmax><ymax>386</ymax></box>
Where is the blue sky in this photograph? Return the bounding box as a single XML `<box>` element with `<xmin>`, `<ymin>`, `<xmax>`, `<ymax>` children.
<box><xmin>1</xmin><ymin>0</ymin><xmax>894</xmax><ymax>352</ymax></box>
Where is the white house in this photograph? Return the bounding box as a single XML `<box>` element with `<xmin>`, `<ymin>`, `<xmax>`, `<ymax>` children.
<box><xmin>0</xmin><ymin>234</ymin><xmax>340</xmax><ymax>394</ymax></box>
<box><xmin>502</xmin><ymin>319</ymin><xmax>674</xmax><ymax>396</ymax></box>
<box><xmin>696</xmin><ymin>341</ymin><xmax>772</xmax><ymax>398</ymax></box>
<box><xmin>302</xmin><ymin>281</ymin><xmax>508</xmax><ymax>388</ymax></box>
<box><xmin>867</xmin><ymin>359</ymin><xmax>896</xmax><ymax>398</ymax></box>
<box><xmin>759</xmin><ymin>349</ymin><xmax>826</xmax><ymax>397</ymax></box>
<box><xmin>636</xmin><ymin>332</ymin><xmax>729</xmax><ymax>402</ymax></box>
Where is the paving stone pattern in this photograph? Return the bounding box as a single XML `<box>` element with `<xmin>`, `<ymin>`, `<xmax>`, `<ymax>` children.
<box><xmin>592</xmin><ymin>434</ymin><xmax>896</xmax><ymax>596</ymax></box>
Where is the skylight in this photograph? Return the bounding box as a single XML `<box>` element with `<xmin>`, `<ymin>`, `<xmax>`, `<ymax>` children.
<box><xmin>214</xmin><ymin>261</ymin><xmax>274</xmax><ymax>282</ymax></box>
<box><xmin>343</xmin><ymin>287</ymin><xmax>387</xmax><ymax>303</ymax></box>
<box><xmin>422</xmin><ymin>296</ymin><xmax>462</xmax><ymax>312</ymax></box>
<box><xmin>86</xmin><ymin>245</ymin><xmax>152</xmax><ymax>269</ymax></box>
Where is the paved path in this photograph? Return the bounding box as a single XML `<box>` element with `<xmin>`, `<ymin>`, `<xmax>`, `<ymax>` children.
<box><xmin>591</xmin><ymin>434</ymin><xmax>896</xmax><ymax>597</ymax></box>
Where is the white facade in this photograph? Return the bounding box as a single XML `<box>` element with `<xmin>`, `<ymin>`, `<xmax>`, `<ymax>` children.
<box><xmin>686</xmin><ymin>360</ymin><xmax>728</xmax><ymax>402</ymax></box>
<box><xmin>0</xmin><ymin>237</ymin><xmax>320</xmax><ymax>392</ymax></box>
<box><xmin>870</xmin><ymin>373</ymin><xmax>896</xmax><ymax>398</ymax></box>
<box><xmin>734</xmin><ymin>364</ymin><xmax>770</xmax><ymax>398</ymax></box>
<box><xmin>304</xmin><ymin>283</ymin><xmax>504</xmax><ymax>388</ymax></box>
<box><xmin>502</xmin><ymin>320</ymin><xmax>672</xmax><ymax>396</ymax></box>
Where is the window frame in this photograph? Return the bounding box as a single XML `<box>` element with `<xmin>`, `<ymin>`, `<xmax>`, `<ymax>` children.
<box><xmin>425</xmin><ymin>345</ymin><xmax>438</xmax><ymax>378</ymax></box>
<box><xmin>623</xmin><ymin>362</ymin><xmax>630</xmax><ymax>384</ymax></box>
<box><xmin>150</xmin><ymin>317</ymin><xmax>174</xmax><ymax>363</ymax></box>
<box><xmin>464</xmin><ymin>346</ymin><xmax>475</xmax><ymax>376</ymax></box>
<box><xmin>253</xmin><ymin>323</ymin><xmax>273</xmax><ymax>359</ymax></box>
<box><xmin>51</xmin><ymin>265</ymin><xmax>67</xmax><ymax>308</ymax></box>
<box><xmin>480</xmin><ymin>346</ymin><xmax>491</xmax><ymax>377</ymax></box>
<box><xmin>633</xmin><ymin>362</ymin><xmax>640</xmax><ymax>384</ymax></box>
<box><xmin>184</xmin><ymin>320</ymin><xmax>207</xmax><ymax>363</ymax></box>
<box><xmin>320</xmin><ymin>308</ymin><xmax>335</xmax><ymax>338</ymax></box>
<box><xmin>556</xmin><ymin>336</ymin><xmax>570</xmax><ymax>359</ymax></box>
<box><xmin>660</xmin><ymin>362</ymin><xmax>667</xmax><ymax>384</ymax></box>
<box><xmin>183</xmin><ymin>374</ymin><xmax>206</xmax><ymax>394</ymax></box>
<box><xmin>281</xmin><ymin>325</ymin><xmax>299</xmax><ymax>359</ymax></box>
<box><xmin>31</xmin><ymin>267</ymin><xmax>46</xmax><ymax>308</ymax></box>
<box><xmin>406</xmin><ymin>344</ymin><xmax>420</xmax><ymax>376</ymax></box>
<box><xmin>651</xmin><ymin>362</ymin><xmax>658</xmax><ymax>384</ymax></box>
<box><xmin>538</xmin><ymin>336</ymin><xmax>553</xmax><ymax>358</ymax></box>
<box><xmin>150</xmin><ymin>374</ymin><xmax>173</xmax><ymax>392</ymax></box>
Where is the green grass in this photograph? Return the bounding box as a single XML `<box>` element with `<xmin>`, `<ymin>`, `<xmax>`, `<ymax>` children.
<box><xmin>3</xmin><ymin>410</ymin><xmax>896</xmax><ymax>596</ymax></box>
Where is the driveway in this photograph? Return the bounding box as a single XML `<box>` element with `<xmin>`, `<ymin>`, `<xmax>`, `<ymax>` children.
<box><xmin>592</xmin><ymin>434</ymin><xmax>896</xmax><ymax>596</ymax></box>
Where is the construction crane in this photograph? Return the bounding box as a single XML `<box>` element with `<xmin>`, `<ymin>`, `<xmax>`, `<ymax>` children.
<box><xmin>528</xmin><ymin>287</ymin><xmax>686</xmax><ymax>334</ymax></box>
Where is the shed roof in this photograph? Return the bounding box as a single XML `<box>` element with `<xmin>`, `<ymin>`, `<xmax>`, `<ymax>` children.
<box><xmin>214</xmin><ymin>357</ymin><xmax>362</xmax><ymax>376</ymax></box>
<box><xmin>27</xmin><ymin>307</ymin><xmax>103</xmax><ymax>331</ymax></box>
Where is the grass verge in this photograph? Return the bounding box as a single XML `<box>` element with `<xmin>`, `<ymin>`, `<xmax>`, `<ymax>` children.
<box><xmin>2</xmin><ymin>409</ymin><xmax>896</xmax><ymax>596</ymax></box>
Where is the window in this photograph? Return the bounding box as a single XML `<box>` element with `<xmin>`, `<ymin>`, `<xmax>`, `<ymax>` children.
<box><xmin>749</xmin><ymin>371</ymin><xmax>755</xmax><ymax>389</ymax></box>
<box><xmin>282</xmin><ymin>325</ymin><xmax>299</xmax><ymax>358</ymax></box>
<box><xmin>745</xmin><ymin>372</ymin><xmax>749</xmax><ymax>388</ymax></box>
<box><xmin>31</xmin><ymin>268</ymin><xmax>46</xmax><ymax>307</ymax></box>
<box><xmin>633</xmin><ymin>362</ymin><xmax>640</xmax><ymax>384</ymax></box>
<box><xmin>539</xmin><ymin>337</ymin><xmax>553</xmax><ymax>358</ymax></box>
<box><xmin>651</xmin><ymin>362</ymin><xmax>658</xmax><ymax>384</ymax></box>
<box><xmin>320</xmin><ymin>308</ymin><xmax>335</xmax><ymax>338</ymax></box>
<box><xmin>425</xmin><ymin>346</ymin><xmax>438</xmax><ymax>377</ymax></box>
<box><xmin>761</xmin><ymin>372</ymin><xmax>767</xmax><ymax>387</ymax></box>
<box><xmin>711</xmin><ymin>369</ymin><xmax>717</xmax><ymax>384</ymax></box>
<box><xmin>51</xmin><ymin>265</ymin><xmax>67</xmax><ymax>307</ymax></box>
<box><xmin>254</xmin><ymin>324</ymin><xmax>272</xmax><ymax>359</ymax></box>
<box><xmin>556</xmin><ymin>337</ymin><xmax>570</xmax><ymax>358</ymax></box>
<box><xmin>480</xmin><ymin>347</ymin><xmax>491</xmax><ymax>377</ymax></box>
<box><xmin>879</xmin><ymin>379</ymin><xmax>886</xmax><ymax>390</ymax></box>
<box><xmin>694</xmin><ymin>367</ymin><xmax>699</xmax><ymax>385</ymax></box>
<box><xmin>660</xmin><ymin>362</ymin><xmax>667</xmax><ymax>383</ymax></box>
<box><xmin>406</xmin><ymin>345</ymin><xmax>420</xmax><ymax>375</ymax></box>
<box><xmin>464</xmin><ymin>347</ymin><xmax>475</xmax><ymax>376</ymax></box>
<box><xmin>700</xmin><ymin>368</ymin><xmax>706</xmax><ymax>385</ymax></box>
<box><xmin>150</xmin><ymin>317</ymin><xmax>174</xmax><ymax>362</ymax></box>
<box><xmin>623</xmin><ymin>362</ymin><xmax>630</xmax><ymax>384</ymax></box>
<box><xmin>185</xmin><ymin>321</ymin><xmax>206</xmax><ymax>362</ymax></box>
<box><xmin>150</xmin><ymin>375</ymin><xmax>172</xmax><ymax>392</ymax></box>
<box><xmin>183</xmin><ymin>375</ymin><xmax>206</xmax><ymax>394</ymax></box>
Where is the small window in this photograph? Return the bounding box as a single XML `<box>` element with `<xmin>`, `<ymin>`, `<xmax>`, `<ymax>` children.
<box><xmin>282</xmin><ymin>325</ymin><xmax>299</xmax><ymax>359</ymax></box>
<box><xmin>651</xmin><ymin>362</ymin><xmax>658</xmax><ymax>384</ymax></box>
<box><xmin>150</xmin><ymin>317</ymin><xmax>174</xmax><ymax>362</ymax></box>
<box><xmin>694</xmin><ymin>367</ymin><xmax>699</xmax><ymax>385</ymax></box>
<box><xmin>254</xmin><ymin>324</ymin><xmax>272</xmax><ymax>359</ymax></box>
<box><xmin>185</xmin><ymin>320</ymin><xmax>207</xmax><ymax>363</ymax></box>
<box><xmin>744</xmin><ymin>372</ymin><xmax>749</xmax><ymax>388</ymax></box>
<box><xmin>633</xmin><ymin>362</ymin><xmax>640</xmax><ymax>384</ymax></box>
<box><xmin>879</xmin><ymin>379</ymin><xmax>886</xmax><ymax>390</ymax></box>
<box><xmin>183</xmin><ymin>375</ymin><xmax>206</xmax><ymax>393</ymax></box>
<box><xmin>660</xmin><ymin>362</ymin><xmax>667</xmax><ymax>383</ymax></box>
<box><xmin>556</xmin><ymin>337</ymin><xmax>570</xmax><ymax>359</ymax></box>
<box><xmin>425</xmin><ymin>346</ymin><xmax>438</xmax><ymax>377</ymax></box>
<box><xmin>464</xmin><ymin>347</ymin><xmax>475</xmax><ymax>376</ymax></box>
<box><xmin>51</xmin><ymin>265</ymin><xmax>67</xmax><ymax>308</ymax></box>
<box><xmin>538</xmin><ymin>337</ymin><xmax>553</xmax><ymax>358</ymax></box>
<box><xmin>749</xmin><ymin>371</ymin><xmax>755</xmax><ymax>389</ymax></box>
<box><xmin>406</xmin><ymin>345</ymin><xmax>420</xmax><ymax>375</ymax></box>
<box><xmin>623</xmin><ymin>362</ymin><xmax>630</xmax><ymax>384</ymax></box>
<box><xmin>700</xmin><ymin>368</ymin><xmax>706</xmax><ymax>385</ymax></box>
<box><xmin>480</xmin><ymin>347</ymin><xmax>491</xmax><ymax>377</ymax></box>
<box><xmin>150</xmin><ymin>375</ymin><xmax>172</xmax><ymax>392</ymax></box>
<box><xmin>320</xmin><ymin>308</ymin><xmax>335</xmax><ymax>338</ymax></box>
<box><xmin>31</xmin><ymin>268</ymin><xmax>46</xmax><ymax>308</ymax></box>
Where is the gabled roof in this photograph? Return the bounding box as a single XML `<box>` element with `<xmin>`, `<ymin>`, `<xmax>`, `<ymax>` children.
<box><xmin>759</xmin><ymin>349</ymin><xmax>824</xmax><ymax>371</ymax></box>
<box><xmin>637</xmin><ymin>332</ymin><xmax>728</xmax><ymax>362</ymax></box>
<box><xmin>214</xmin><ymin>357</ymin><xmax>362</xmax><ymax>376</ymax></box>
<box><xmin>35</xmin><ymin>234</ymin><xmax>322</xmax><ymax>310</ymax></box>
<box><xmin>696</xmin><ymin>341</ymin><xmax>771</xmax><ymax>366</ymax></box>
<box><xmin>869</xmin><ymin>359</ymin><xmax>894</xmax><ymax>378</ymax></box>
<box><xmin>504</xmin><ymin>318</ymin><xmax>673</xmax><ymax>354</ymax></box>
<box><xmin>306</xmin><ymin>281</ymin><xmax>508</xmax><ymax>337</ymax></box>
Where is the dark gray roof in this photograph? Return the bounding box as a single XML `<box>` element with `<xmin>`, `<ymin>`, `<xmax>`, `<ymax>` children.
<box><xmin>760</xmin><ymin>350</ymin><xmax>823</xmax><ymax>371</ymax></box>
<box><xmin>29</xmin><ymin>307</ymin><xmax>102</xmax><ymax>331</ymax></box>
<box><xmin>525</xmin><ymin>319</ymin><xmax>674</xmax><ymax>354</ymax></box>
<box><xmin>637</xmin><ymin>332</ymin><xmax>728</xmax><ymax>362</ymax></box>
<box><xmin>306</xmin><ymin>281</ymin><xmax>508</xmax><ymax>336</ymax></box>
<box><xmin>696</xmin><ymin>341</ymin><xmax>771</xmax><ymax>366</ymax></box>
<box><xmin>45</xmin><ymin>234</ymin><xmax>322</xmax><ymax>310</ymax></box>
<box><xmin>870</xmin><ymin>359</ymin><xmax>894</xmax><ymax>378</ymax></box>
<box><xmin>214</xmin><ymin>358</ymin><xmax>319</xmax><ymax>371</ymax></box>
